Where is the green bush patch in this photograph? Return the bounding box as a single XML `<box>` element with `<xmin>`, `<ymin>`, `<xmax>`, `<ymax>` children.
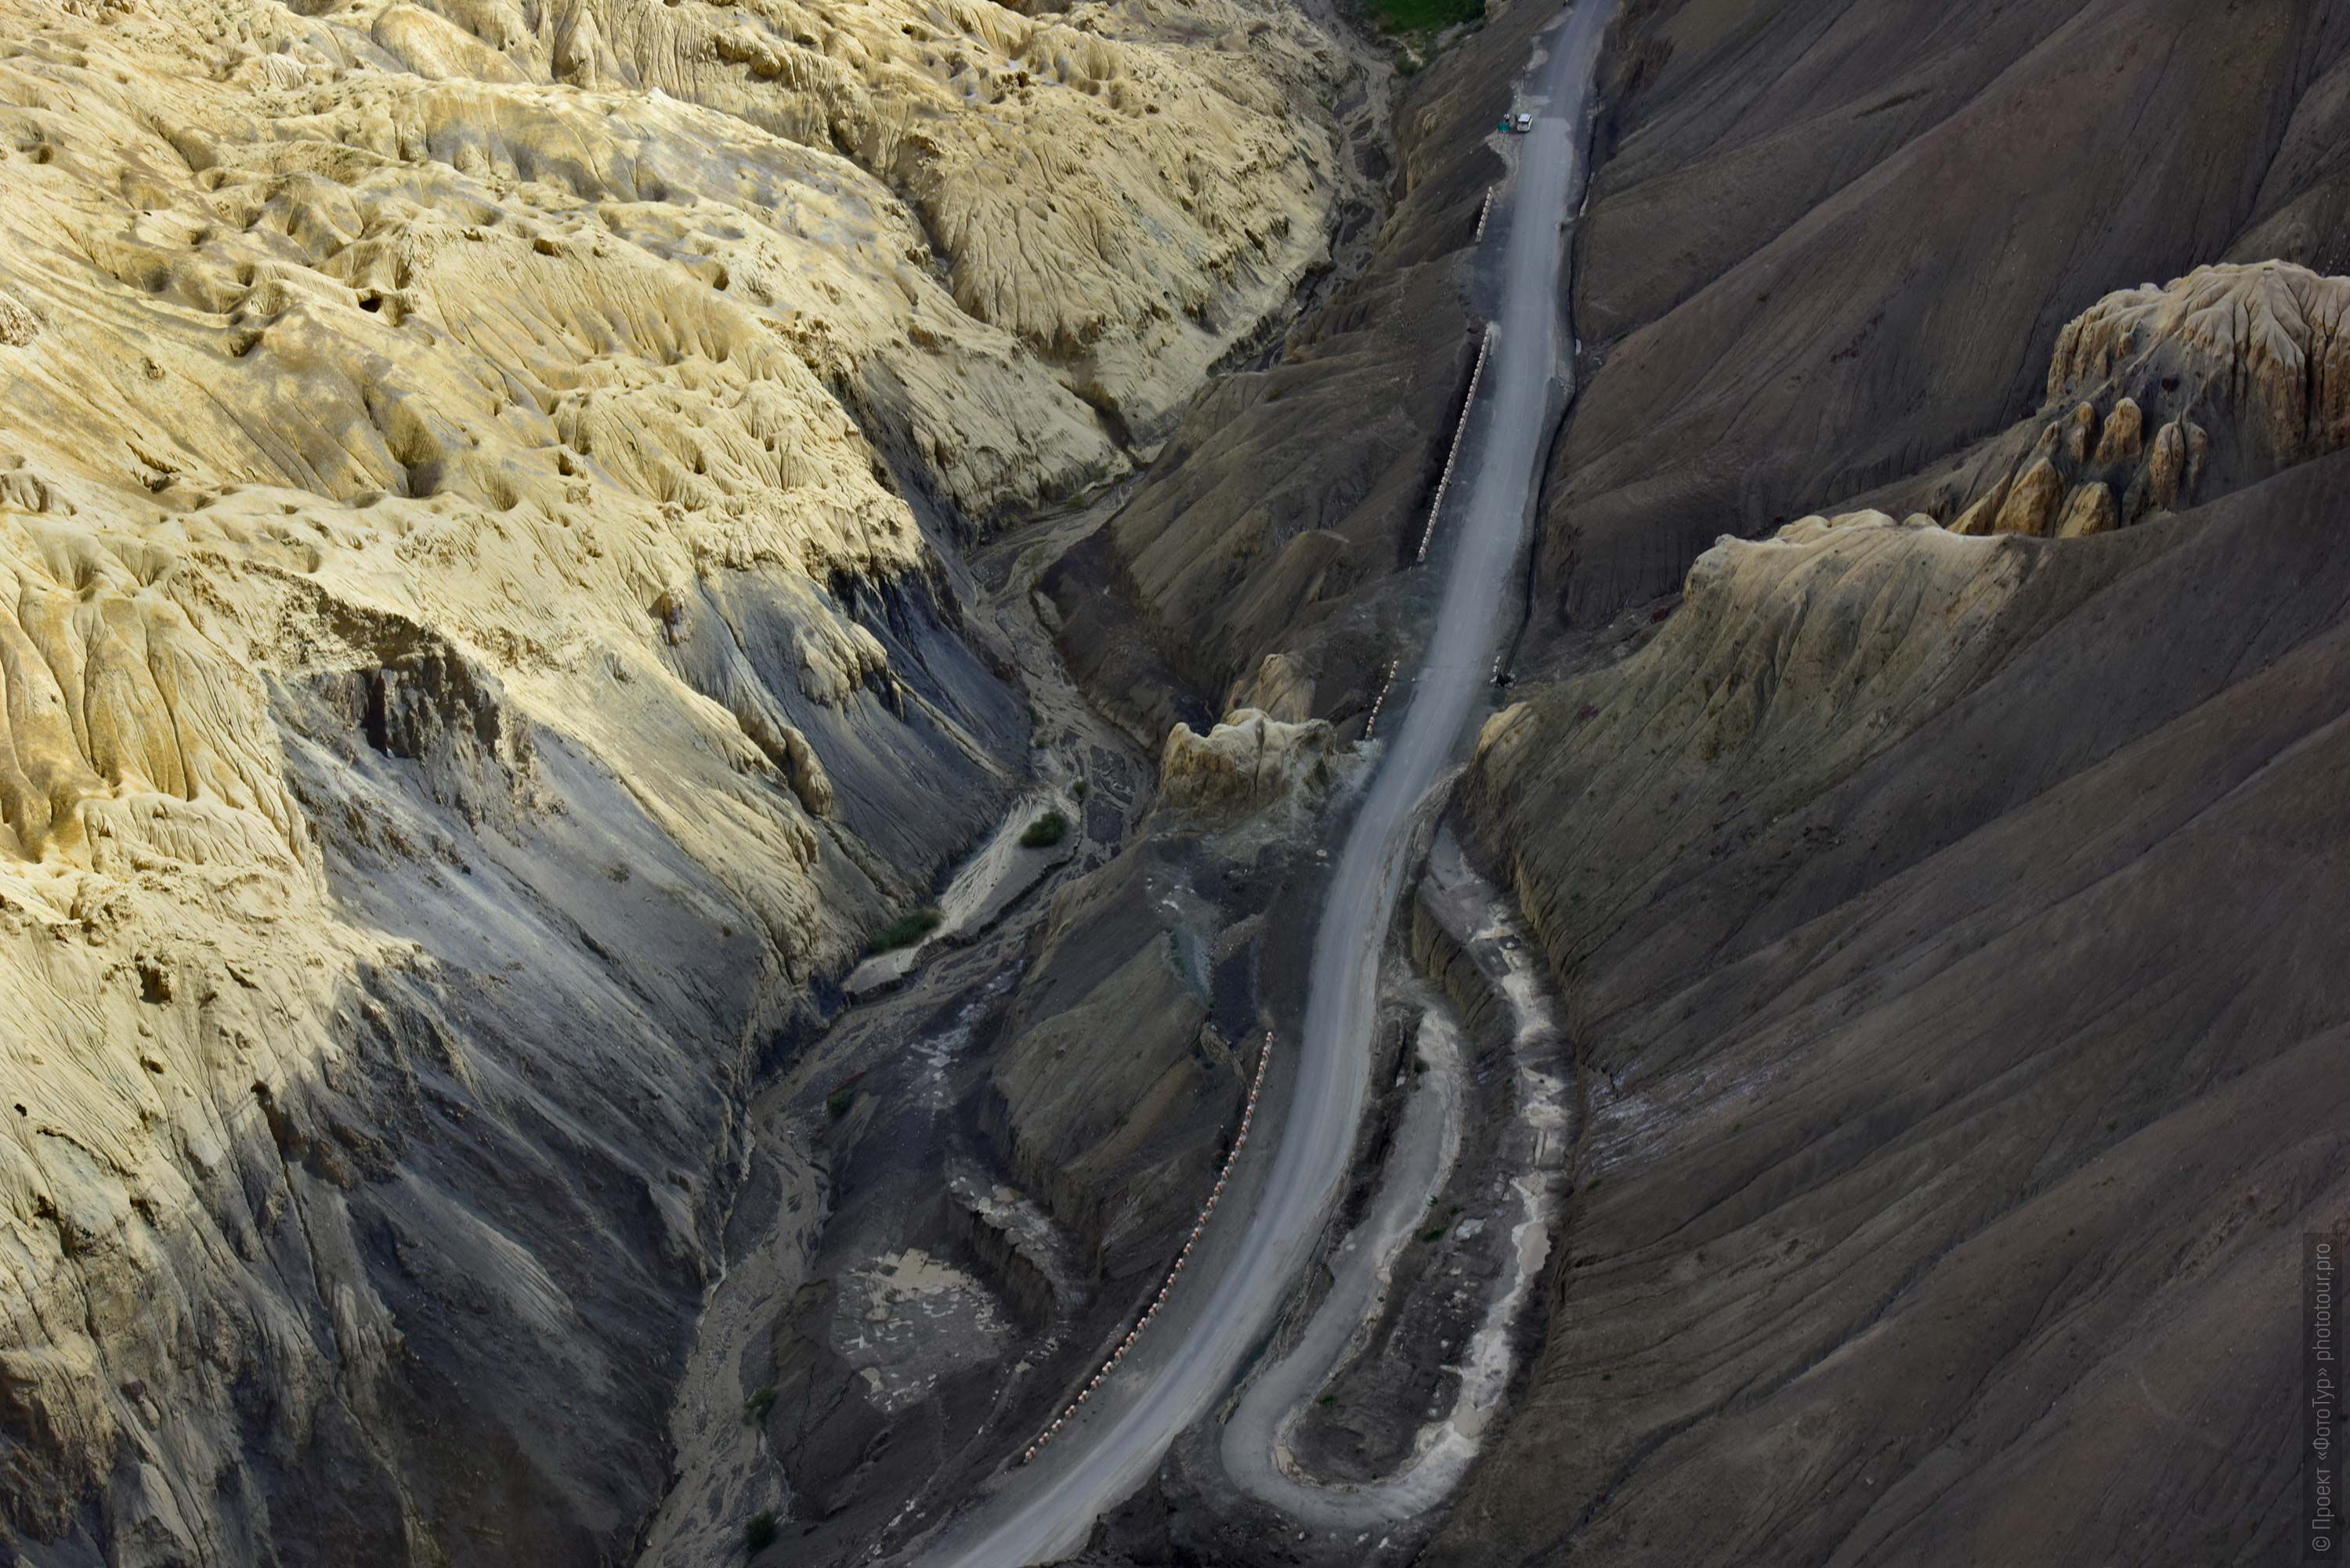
<box><xmin>871</xmin><ymin>907</ymin><xmax>942</xmax><ymax>951</ymax></box>
<box><xmin>826</xmin><ymin>1087</ymin><xmax>855</xmax><ymax>1122</ymax></box>
<box><xmin>746</xmin><ymin>1511</ymin><xmax>778</xmax><ymax>1552</ymax></box>
<box><xmin>1019</xmin><ymin>810</ymin><xmax>1069</xmax><ymax>848</ymax></box>
<box><xmin>743</xmin><ymin>1386</ymin><xmax>776</xmax><ymax>1423</ymax></box>
<box><xmin>1374</xmin><ymin>0</ymin><xmax>1482</xmax><ymax>37</ymax></box>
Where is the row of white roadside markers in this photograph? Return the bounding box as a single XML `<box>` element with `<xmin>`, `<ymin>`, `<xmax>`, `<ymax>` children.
<box><xmin>1021</xmin><ymin>1031</ymin><xmax>1276</xmax><ymax>1465</ymax></box>
<box><xmin>1363</xmin><ymin>659</ymin><xmax>1401</xmax><ymax>740</ymax></box>
<box><xmin>1417</xmin><ymin>324</ymin><xmax>1496</xmax><ymax>564</ymax></box>
<box><xmin>1016</xmin><ymin>188</ymin><xmax>1497</xmax><ymax>1471</ymax></box>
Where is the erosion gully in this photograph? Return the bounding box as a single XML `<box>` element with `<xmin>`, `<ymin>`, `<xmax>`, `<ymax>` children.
<box><xmin>633</xmin><ymin>4</ymin><xmax>1613</xmax><ymax>1563</ymax></box>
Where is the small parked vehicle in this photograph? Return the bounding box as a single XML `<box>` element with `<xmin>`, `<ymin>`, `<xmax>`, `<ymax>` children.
<box><xmin>1516</xmin><ymin>110</ymin><xmax>1532</xmax><ymax>132</ymax></box>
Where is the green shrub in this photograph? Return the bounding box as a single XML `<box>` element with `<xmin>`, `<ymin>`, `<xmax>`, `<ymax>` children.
<box><xmin>826</xmin><ymin>1087</ymin><xmax>855</xmax><ymax>1122</ymax></box>
<box><xmin>745</xmin><ymin>1511</ymin><xmax>778</xmax><ymax>1552</ymax></box>
<box><xmin>1374</xmin><ymin>0</ymin><xmax>1481</xmax><ymax>34</ymax></box>
<box><xmin>1419</xmin><ymin>1227</ymin><xmax>1444</xmax><ymax>1243</ymax></box>
<box><xmin>1020</xmin><ymin>810</ymin><xmax>1069</xmax><ymax>848</ymax></box>
<box><xmin>743</xmin><ymin>1386</ymin><xmax>776</xmax><ymax>1423</ymax></box>
<box><xmin>871</xmin><ymin>907</ymin><xmax>942</xmax><ymax>951</ymax></box>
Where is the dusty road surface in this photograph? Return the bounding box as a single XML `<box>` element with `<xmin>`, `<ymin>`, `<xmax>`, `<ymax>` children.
<box><xmin>912</xmin><ymin>5</ymin><xmax>1613</xmax><ymax>1561</ymax></box>
<box><xmin>1218</xmin><ymin>834</ymin><xmax>1576</xmax><ymax>1528</ymax></box>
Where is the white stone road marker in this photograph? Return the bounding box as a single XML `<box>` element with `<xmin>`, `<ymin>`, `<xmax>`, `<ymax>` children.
<box><xmin>1418</xmin><ymin>327</ymin><xmax>1496</xmax><ymax>564</ymax></box>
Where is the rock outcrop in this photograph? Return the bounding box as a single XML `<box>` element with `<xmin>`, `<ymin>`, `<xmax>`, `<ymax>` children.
<box><xmin>2049</xmin><ymin>262</ymin><xmax>2350</xmax><ymax>472</ymax></box>
<box><xmin>1864</xmin><ymin>264</ymin><xmax>2350</xmax><ymax>540</ymax></box>
<box><xmin>1989</xmin><ymin>456</ymin><xmax>2063</xmax><ymax>535</ymax></box>
<box><xmin>2053</xmin><ymin>480</ymin><xmax>2118</xmax><ymax>538</ymax></box>
<box><xmin>1223</xmin><ymin>651</ymin><xmax>1316</xmax><ymax>724</ymax></box>
<box><xmin>1159</xmin><ymin>708</ymin><xmax>1336</xmax><ymax>822</ymax></box>
<box><xmin>2091</xmin><ymin>394</ymin><xmax>2146</xmax><ymax>465</ymax></box>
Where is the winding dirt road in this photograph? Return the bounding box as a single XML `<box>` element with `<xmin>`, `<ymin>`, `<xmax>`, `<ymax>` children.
<box><xmin>913</xmin><ymin>6</ymin><xmax>1613</xmax><ymax>1560</ymax></box>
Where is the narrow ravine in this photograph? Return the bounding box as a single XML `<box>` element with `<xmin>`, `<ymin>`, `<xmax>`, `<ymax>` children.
<box><xmin>630</xmin><ymin>487</ymin><xmax>1155</xmax><ymax>1568</ymax></box>
<box><xmin>908</xmin><ymin>4</ymin><xmax>1618</xmax><ymax>1562</ymax></box>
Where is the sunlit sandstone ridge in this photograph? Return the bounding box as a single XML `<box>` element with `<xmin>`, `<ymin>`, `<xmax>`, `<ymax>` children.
<box><xmin>0</xmin><ymin>0</ymin><xmax>1357</xmax><ymax>1557</ymax></box>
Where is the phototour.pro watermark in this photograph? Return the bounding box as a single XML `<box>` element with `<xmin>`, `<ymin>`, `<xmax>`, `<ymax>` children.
<box><xmin>2310</xmin><ymin>1231</ymin><xmax>2348</xmax><ymax>1561</ymax></box>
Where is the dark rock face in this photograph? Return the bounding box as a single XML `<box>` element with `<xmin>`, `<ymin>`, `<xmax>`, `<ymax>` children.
<box><xmin>313</xmin><ymin>612</ymin><xmax>539</xmax><ymax>830</ymax></box>
<box><xmin>1383</xmin><ymin>10</ymin><xmax>2350</xmax><ymax>1562</ymax></box>
<box><xmin>0</xmin><ymin>555</ymin><xmax>1025</xmax><ymax>1568</ymax></box>
<box><xmin>1017</xmin><ymin>8</ymin><xmax>2350</xmax><ymax>1566</ymax></box>
<box><xmin>1046</xmin><ymin>0</ymin><xmax>1569</xmax><ymax>740</ymax></box>
<box><xmin>985</xmin><ymin>833</ymin><xmax>1267</xmax><ymax>1280</ymax></box>
<box><xmin>1546</xmin><ymin>0</ymin><xmax>2350</xmax><ymax>626</ymax></box>
<box><xmin>1441</xmin><ymin>443</ymin><xmax>2350</xmax><ymax>1568</ymax></box>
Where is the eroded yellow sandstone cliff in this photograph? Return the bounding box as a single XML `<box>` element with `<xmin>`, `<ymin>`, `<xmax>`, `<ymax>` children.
<box><xmin>0</xmin><ymin>0</ymin><xmax>1358</xmax><ymax>1552</ymax></box>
